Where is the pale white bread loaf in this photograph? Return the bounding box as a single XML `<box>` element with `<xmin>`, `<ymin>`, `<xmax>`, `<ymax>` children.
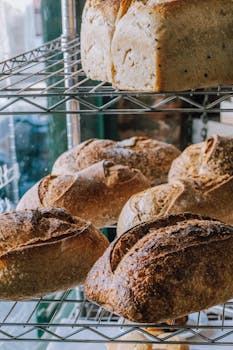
<box><xmin>52</xmin><ymin>136</ymin><xmax>181</xmax><ymax>185</ymax></box>
<box><xmin>81</xmin><ymin>0</ymin><xmax>131</xmax><ymax>82</ymax></box>
<box><xmin>81</xmin><ymin>0</ymin><xmax>233</xmax><ymax>91</ymax></box>
<box><xmin>107</xmin><ymin>332</ymin><xmax>152</xmax><ymax>350</ymax></box>
<box><xmin>107</xmin><ymin>331</ymin><xmax>189</xmax><ymax>350</ymax></box>
<box><xmin>168</xmin><ymin>135</ymin><xmax>233</xmax><ymax>182</ymax></box>
<box><xmin>17</xmin><ymin>160</ymin><xmax>150</xmax><ymax>228</ymax></box>
<box><xmin>117</xmin><ymin>176</ymin><xmax>233</xmax><ymax>236</ymax></box>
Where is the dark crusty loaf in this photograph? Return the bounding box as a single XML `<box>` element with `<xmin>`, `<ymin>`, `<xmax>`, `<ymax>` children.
<box><xmin>169</xmin><ymin>135</ymin><xmax>233</xmax><ymax>182</ymax></box>
<box><xmin>85</xmin><ymin>213</ymin><xmax>233</xmax><ymax>323</ymax></box>
<box><xmin>0</xmin><ymin>207</ymin><xmax>109</xmax><ymax>300</ymax></box>
<box><xmin>117</xmin><ymin>175</ymin><xmax>233</xmax><ymax>235</ymax></box>
<box><xmin>52</xmin><ymin>136</ymin><xmax>181</xmax><ymax>185</ymax></box>
<box><xmin>17</xmin><ymin>160</ymin><xmax>150</xmax><ymax>227</ymax></box>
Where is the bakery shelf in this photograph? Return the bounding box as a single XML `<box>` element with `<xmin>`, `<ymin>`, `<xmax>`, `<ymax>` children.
<box><xmin>0</xmin><ymin>290</ymin><xmax>232</xmax><ymax>346</ymax></box>
<box><xmin>0</xmin><ymin>37</ymin><xmax>233</xmax><ymax>116</ymax></box>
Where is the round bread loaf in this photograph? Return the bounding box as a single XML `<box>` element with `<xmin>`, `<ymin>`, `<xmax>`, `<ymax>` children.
<box><xmin>0</xmin><ymin>207</ymin><xmax>109</xmax><ymax>300</ymax></box>
<box><xmin>117</xmin><ymin>175</ymin><xmax>233</xmax><ymax>235</ymax></box>
<box><xmin>17</xmin><ymin>160</ymin><xmax>150</xmax><ymax>227</ymax></box>
<box><xmin>52</xmin><ymin>136</ymin><xmax>181</xmax><ymax>185</ymax></box>
<box><xmin>168</xmin><ymin>135</ymin><xmax>233</xmax><ymax>182</ymax></box>
<box><xmin>85</xmin><ymin>213</ymin><xmax>233</xmax><ymax>323</ymax></box>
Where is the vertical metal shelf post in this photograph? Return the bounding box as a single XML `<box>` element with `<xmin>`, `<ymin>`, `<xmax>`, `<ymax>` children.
<box><xmin>61</xmin><ymin>0</ymin><xmax>81</xmax><ymax>148</ymax></box>
<box><xmin>8</xmin><ymin>116</ymin><xmax>19</xmax><ymax>205</ymax></box>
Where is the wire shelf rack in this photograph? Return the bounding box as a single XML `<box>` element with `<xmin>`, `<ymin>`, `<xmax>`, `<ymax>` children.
<box><xmin>0</xmin><ymin>290</ymin><xmax>232</xmax><ymax>347</ymax></box>
<box><xmin>0</xmin><ymin>163</ymin><xmax>19</xmax><ymax>191</ymax></box>
<box><xmin>0</xmin><ymin>198</ymin><xmax>14</xmax><ymax>213</ymax></box>
<box><xmin>0</xmin><ymin>37</ymin><xmax>233</xmax><ymax>116</ymax></box>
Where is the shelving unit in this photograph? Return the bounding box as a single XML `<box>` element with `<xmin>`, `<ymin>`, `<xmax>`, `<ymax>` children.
<box><xmin>1</xmin><ymin>36</ymin><xmax>233</xmax><ymax>116</ymax></box>
<box><xmin>0</xmin><ymin>292</ymin><xmax>232</xmax><ymax>346</ymax></box>
<box><xmin>0</xmin><ymin>0</ymin><xmax>233</xmax><ymax>348</ymax></box>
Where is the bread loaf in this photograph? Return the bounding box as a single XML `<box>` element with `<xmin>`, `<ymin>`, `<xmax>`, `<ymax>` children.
<box><xmin>107</xmin><ymin>332</ymin><xmax>189</xmax><ymax>350</ymax></box>
<box><xmin>85</xmin><ymin>213</ymin><xmax>233</xmax><ymax>323</ymax></box>
<box><xmin>168</xmin><ymin>135</ymin><xmax>233</xmax><ymax>182</ymax></box>
<box><xmin>107</xmin><ymin>333</ymin><xmax>152</xmax><ymax>350</ymax></box>
<box><xmin>52</xmin><ymin>136</ymin><xmax>180</xmax><ymax>185</ymax></box>
<box><xmin>0</xmin><ymin>207</ymin><xmax>109</xmax><ymax>300</ymax></box>
<box><xmin>17</xmin><ymin>161</ymin><xmax>150</xmax><ymax>227</ymax></box>
<box><xmin>117</xmin><ymin>175</ymin><xmax>233</xmax><ymax>235</ymax></box>
<box><xmin>81</xmin><ymin>0</ymin><xmax>233</xmax><ymax>91</ymax></box>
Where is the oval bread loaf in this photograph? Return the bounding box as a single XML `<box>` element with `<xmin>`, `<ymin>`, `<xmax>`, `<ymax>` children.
<box><xmin>117</xmin><ymin>179</ymin><xmax>200</xmax><ymax>236</ymax></box>
<box><xmin>17</xmin><ymin>160</ymin><xmax>150</xmax><ymax>227</ymax></box>
<box><xmin>168</xmin><ymin>135</ymin><xmax>233</xmax><ymax>182</ymax></box>
<box><xmin>0</xmin><ymin>207</ymin><xmax>109</xmax><ymax>300</ymax></box>
<box><xmin>52</xmin><ymin>136</ymin><xmax>181</xmax><ymax>185</ymax></box>
<box><xmin>117</xmin><ymin>176</ymin><xmax>233</xmax><ymax>235</ymax></box>
<box><xmin>85</xmin><ymin>213</ymin><xmax>233</xmax><ymax>323</ymax></box>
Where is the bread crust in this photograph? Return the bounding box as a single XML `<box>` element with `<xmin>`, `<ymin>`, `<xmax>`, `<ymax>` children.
<box><xmin>117</xmin><ymin>179</ymin><xmax>201</xmax><ymax>235</ymax></box>
<box><xmin>17</xmin><ymin>160</ymin><xmax>150</xmax><ymax>227</ymax></box>
<box><xmin>0</xmin><ymin>207</ymin><xmax>109</xmax><ymax>300</ymax></box>
<box><xmin>85</xmin><ymin>213</ymin><xmax>233</xmax><ymax>323</ymax></box>
<box><xmin>169</xmin><ymin>135</ymin><xmax>233</xmax><ymax>181</ymax></box>
<box><xmin>52</xmin><ymin>136</ymin><xmax>181</xmax><ymax>185</ymax></box>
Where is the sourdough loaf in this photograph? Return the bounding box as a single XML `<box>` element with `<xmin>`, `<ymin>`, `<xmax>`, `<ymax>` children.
<box><xmin>81</xmin><ymin>0</ymin><xmax>233</xmax><ymax>91</ymax></box>
<box><xmin>168</xmin><ymin>135</ymin><xmax>233</xmax><ymax>182</ymax></box>
<box><xmin>52</xmin><ymin>136</ymin><xmax>180</xmax><ymax>185</ymax></box>
<box><xmin>117</xmin><ymin>175</ymin><xmax>233</xmax><ymax>235</ymax></box>
<box><xmin>0</xmin><ymin>207</ymin><xmax>109</xmax><ymax>300</ymax></box>
<box><xmin>85</xmin><ymin>213</ymin><xmax>233</xmax><ymax>323</ymax></box>
<box><xmin>17</xmin><ymin>161</ymin><xmax>150</xmax><ymax>227</ymax></box>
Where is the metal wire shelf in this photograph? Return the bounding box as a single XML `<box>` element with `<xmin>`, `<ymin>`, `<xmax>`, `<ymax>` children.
<box><xmin>0</xmin><ymin>198</ymin><xmax>14</xmax><ymax>213</ymax></box>
<box><xmin>0</xmin><ymin>37</ymin><xmax>233</xmax><ymax>116</ymax></box>
<box><xmin>0</xmin><ymin>291</ymin><xmax>232</xmax><ymax>346</ymax></box>
<box><xmin>0</xmin><ymin>163</ymin><xmax>19</xmax><ymax>191</ymax></box>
